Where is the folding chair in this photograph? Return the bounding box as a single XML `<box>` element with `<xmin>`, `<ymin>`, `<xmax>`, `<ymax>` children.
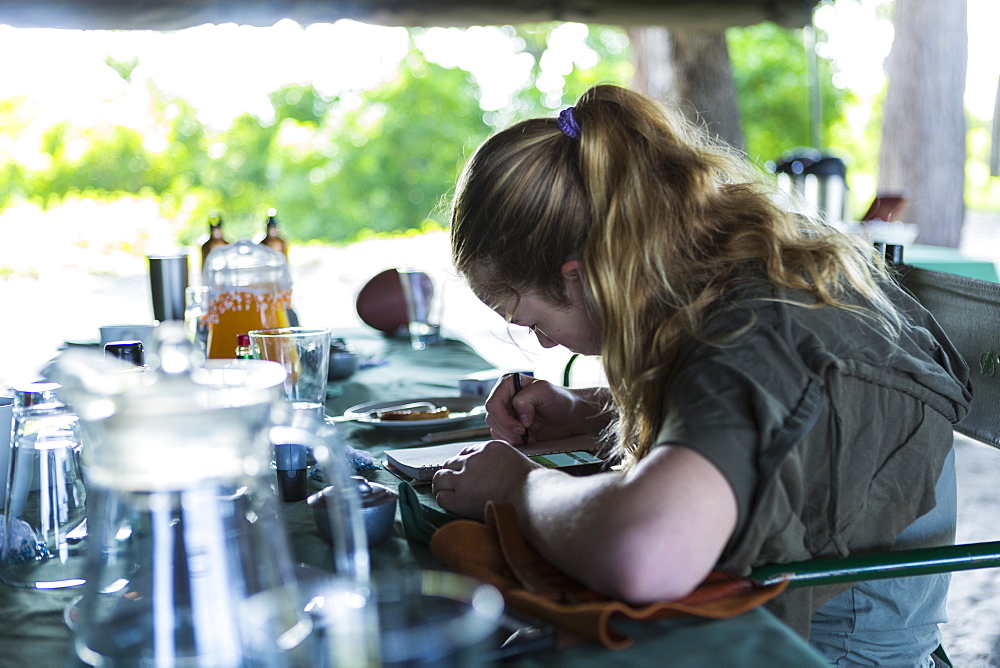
<box><xmin>748</xmin><ymin>266</ymin><xmax>1000</xmax><ymax>663</ymax></box>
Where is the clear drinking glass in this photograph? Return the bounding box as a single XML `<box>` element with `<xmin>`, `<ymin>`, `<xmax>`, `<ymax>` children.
<box><xmin>249</xmin><ymin>327</ymin><xmax>331</xmax><ymax>417</ymax></box>
<box><xmin>397</xmin><ymin>268</ymin><xmax>445</xmax><ymax>350</ymax></box>
<box><xmin>1</xmin><ymin>382</ymin><xmax>87</xmax><ymax>589</ymax></box>
<box><xmin>0</xmin><ymin>394</ymin><xmax>14</xmax><ymax>508</ymax></box>
<box><xmin>183</xmin><ymin>285</ymin><xmax>211</xmax><ymax>354</ymax></box>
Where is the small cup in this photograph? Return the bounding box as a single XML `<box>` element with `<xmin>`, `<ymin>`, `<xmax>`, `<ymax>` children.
<box><xmin>308</xmin><ymin>477</ymin><xmax>397</xmax><ymax>546</ymax></box>
<box><xmin>274</xmin><ymin>443</ymin><xmax>309</xmax><ymax>502</ymax></box>
<box><xmin>147</xmin><ymin>253</ymin><xmax>190</xmax><ymax>322</ymax></box>
<box><xmin>397</xmin><ymin>269</ymin><xmax>444</xmax><ymax>350</ymax></box>
<box><xmin>100</xmin><ymin>324</ymin><xmax>157</xmax><ymax>353</ymax></box>
<box><xmin>328</xmin><ymin>339</ymin><xmax>359</xmax><ymax>381</ymax></box>
<box><xmin>249</xmin><ymin>327</ymin><xmax>331</xmax><ymax>417</ymax></box>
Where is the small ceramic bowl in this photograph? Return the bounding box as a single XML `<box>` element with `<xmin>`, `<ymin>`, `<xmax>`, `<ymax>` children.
<box><xmin>308</xmin><ymin>476</ymin><xmax>397</xmax><ymax>546</ymax></box>
<box><xmin>328</xmin><ymin>338</ymin><xmax>359</xmax><ymax>381</ymax></box>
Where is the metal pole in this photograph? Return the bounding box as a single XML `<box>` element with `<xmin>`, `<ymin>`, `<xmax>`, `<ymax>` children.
<box><xmin>805</xmin><ymin>23</ymin><xmax>822</xmax><ymax>150</ymax></box>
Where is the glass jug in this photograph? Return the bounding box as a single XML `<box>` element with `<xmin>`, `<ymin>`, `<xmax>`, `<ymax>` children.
<box><xmin>49</xmin><ymin>323</ymin><xmax>366</xmax><ymax>666</ymax></box>
<box><xmin>203</xmin><ymin>239</ymin><xmax>293</xmax><ymax>360</ymax></box>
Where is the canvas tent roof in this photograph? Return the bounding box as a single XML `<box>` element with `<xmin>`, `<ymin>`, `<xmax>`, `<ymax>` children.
<box><xmin>0</xmin><ymin>0</ymin><xmax>819</xmax><ymax>31</ymax></box>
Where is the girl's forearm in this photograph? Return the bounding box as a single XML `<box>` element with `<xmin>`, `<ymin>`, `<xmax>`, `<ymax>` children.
<box><xmin>505</xmin><ymin>445</ymin><xmax>736</xmax><ymax>605</ymax></box>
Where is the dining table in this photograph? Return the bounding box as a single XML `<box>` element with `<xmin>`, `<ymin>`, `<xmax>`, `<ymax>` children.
<box><xmin>0</xmin><ymin>330</ymin><xmax>829</xmax><ymax>667</ymax></box>
<box><xmin>906</xmin><ymin>244</ymin><xmax>999</xmax><ymax>282</ymax></box>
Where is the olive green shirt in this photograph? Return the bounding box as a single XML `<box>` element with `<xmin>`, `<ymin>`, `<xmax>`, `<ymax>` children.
<box><xmin>656</xmin><ymin>279</ymin><xmax>972</xmax><ymax>636</ymax></box>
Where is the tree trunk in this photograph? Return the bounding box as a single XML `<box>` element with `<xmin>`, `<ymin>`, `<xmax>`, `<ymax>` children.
<box><xmin>629</xmin><ymin>26</ymin><xmax>744</xmax><ymax>150</ymax></box>
<box><xmin>879</xmin><ymin>0</ymin><xmax>967</xmax><ymax>247</ymax></box>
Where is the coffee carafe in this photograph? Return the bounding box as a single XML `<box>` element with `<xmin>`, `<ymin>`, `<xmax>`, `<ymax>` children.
<box><xmin>49</xmin><ymin>323</ymin><xmax>362</xmax><ymax>666</ymax></box>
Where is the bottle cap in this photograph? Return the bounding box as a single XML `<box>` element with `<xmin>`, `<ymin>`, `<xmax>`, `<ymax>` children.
<box><xmin>236</xmin><ymin>333</ymin><xmax>251</xmax><ymax>348</ymax></box>
<box><xmin>13</xmin><ymin>382</ymin><xmax>63</xmax><ymax>410</ymax></box>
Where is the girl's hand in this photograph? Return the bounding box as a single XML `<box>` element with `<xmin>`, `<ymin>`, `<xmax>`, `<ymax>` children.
<box><xmin>484</xmin><ymin>374</ymin><xmax>611</xmax><ymax>445</ymax></box>
<box><xmin>431</xmin><ymin>440</ymin><xmax>538</xmax><ymax>520</ymax></box>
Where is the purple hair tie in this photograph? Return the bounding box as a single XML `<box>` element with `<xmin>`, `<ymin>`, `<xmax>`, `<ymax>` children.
<box><xmin>557</xmin><ymin>107</ymin><xmax>581</xmax><ymax>139</ymax></box>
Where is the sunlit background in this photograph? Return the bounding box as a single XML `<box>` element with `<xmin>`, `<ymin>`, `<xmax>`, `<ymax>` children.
<box><xmin>1</xmin><ymin>0</ymin><xmax>999</xmax><ymax>386</ymax></box>
<box><xmin>2</xmin><ymin>4</ymin><xmax>1000</xmax><ymax>663</ymax></box>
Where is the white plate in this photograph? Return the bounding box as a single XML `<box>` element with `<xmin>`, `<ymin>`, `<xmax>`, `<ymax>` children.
<box><xmin>341</xmin><ymin>396</ymin><xmax>486</xmax><ymax>429</ymax></box>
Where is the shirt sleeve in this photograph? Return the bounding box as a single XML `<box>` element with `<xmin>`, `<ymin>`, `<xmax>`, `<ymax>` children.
<box><xmin>654</xmin><ymin>319</ymin><xmax>824</xmax><ymax>559</ymax></box>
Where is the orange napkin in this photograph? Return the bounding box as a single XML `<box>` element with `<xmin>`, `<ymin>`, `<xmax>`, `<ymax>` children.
<box><xmin>429</xmin><ymin>502</ymin><xmax>788</xmax><ymax>650</ymax></box>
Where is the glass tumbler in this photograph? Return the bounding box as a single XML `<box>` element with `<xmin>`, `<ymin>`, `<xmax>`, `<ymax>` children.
<box><xmin>397</xmin><ymin>269</ymin><xmax>444</xmax><ymax>350</ymax></box>
<box><xmin>249</xmin><ymin>327</ymin><xmax>331</xmax><ymax>417</ymax></box>
<box><xmin>184</xmin><ymin>285</ymin><xmax>211</xmax><ymax>355</ymax></box>
<box><xmin>1</xmin><ymin>382</ymin><xmax>87</xmax><ymax>589</ymax></box>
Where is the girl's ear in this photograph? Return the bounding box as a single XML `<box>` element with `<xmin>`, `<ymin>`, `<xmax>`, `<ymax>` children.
<box><xmin>560</xmin><ymin>259</ymin><xmax>582</xmax><ymax>280</ymax></box>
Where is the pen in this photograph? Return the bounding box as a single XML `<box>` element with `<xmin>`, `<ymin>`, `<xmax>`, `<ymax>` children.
<box><xmin>511</xmin><ymin>373</ymin><xmax>529</xmax><ymax>446</ymax></box>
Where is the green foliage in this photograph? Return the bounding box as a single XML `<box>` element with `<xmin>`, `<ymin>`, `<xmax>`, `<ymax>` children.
<box><xmin>269</xmin><ymin>84</ymin><xmax>333</xmax><ymax>126</ymax></box>
<box><xmin>727</xmin><ymin>20</ymin><xmax>884</xmax><ymax>217</ymax></box>
<box><xmin>0</xmin><ymin>24</ymin><xmax>632</xmax><ymax>246</ymax></box>
<box><xmin>105</xmin><ymin>56</ymin><xmax>139</xmax><ymax>82</ymax></box>
<box><xmin>1</xmin><ymin>14</ymin><xmax>994</xmax><ymax>248</ymax></box>
<box><xmin>269</xmin><ymin>50</ymin><xmax>490</xmax><ymax>242</ymax></box>
<box><xmin>965</xmin><ymin>112</ymin><xmax>1000</xmax><ymax>210</ymax></box>
<box><xmin>727</xmin><ymin>22</ymin><xmax>850</xmax><ymax>165</ymax></box>
<box><xmin>486</xmin><ymin>24</ymin><xmax>632</xmax><ymax>130</ymax></box>
<box><xmin>1</xmin><ymin>21</ymin><xmax>905</xmax><ymax>241</ymax></box>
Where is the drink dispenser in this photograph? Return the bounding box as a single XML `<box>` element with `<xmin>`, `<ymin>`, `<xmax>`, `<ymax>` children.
<box><xmin>203</xmin><ymin>240</ymin><xmax>292</xmax><ymax>360</ymax></box>
<box><xmin>773</xmin><ymin>149</ymin><xmax>849</xmax><ymax>225</ymax></box>
<box><xmin>49</xmin><ymin>323</ymin><xmax>369</xmax><ymax>666</ymax></box>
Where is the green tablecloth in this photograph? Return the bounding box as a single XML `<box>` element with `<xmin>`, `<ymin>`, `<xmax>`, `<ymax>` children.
<box><xmin>907</xmin><ymin>244</ymin><xmax>999</xmax><ymax>282</ymax></box>
<box><xmin>0</xmin><ymin>332</ymin><xmax>828</xmax><ymax>667</ymax></box>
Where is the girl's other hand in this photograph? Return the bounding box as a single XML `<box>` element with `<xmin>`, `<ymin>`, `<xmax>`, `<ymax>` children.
<box><xmin>432</xmin><ymin>440</ymin><xmax>538</xmax><ymax>520</ymax></box>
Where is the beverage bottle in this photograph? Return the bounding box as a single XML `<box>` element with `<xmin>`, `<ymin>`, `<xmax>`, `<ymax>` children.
<box><xmin>258</xmin><ymin>208</ymin><xmax>288</xmax><ymax>259</ymax></box>
<box><xmin>235</xmin><ymin>333</ymin><xmax>253</xmax><ymax>359</ymax></box>
<box><xmin>200</xmin><ymin>212</ymin><xmax>229</xmax><ymax>269</ymax></box>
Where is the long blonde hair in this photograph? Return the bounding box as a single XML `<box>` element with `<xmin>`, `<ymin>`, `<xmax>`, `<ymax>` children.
<box><xmin>451</xmin><ymin>84</ymin><xmax>896</xmax><ymax>467</ymax></box>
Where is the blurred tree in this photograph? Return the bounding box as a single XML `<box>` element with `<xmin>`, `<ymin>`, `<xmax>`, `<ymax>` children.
<box><xmin>880</xmin><ymin>0</ymin><xmax>968</xmax><ymax>246</ymax></box>
<box><xmin>630</xmin><ymin>26</ymin><xmax>744</xmax><ymax>149</ymax></box>
<box><xmin>479</xmin><ymin>23</ymin><xmax>632</xmax><ymax>129</ymax></box>
<box><xmin>626</xmin><ymin>19</ymin><xmax>856</xmax><ymax>180</ymax></box>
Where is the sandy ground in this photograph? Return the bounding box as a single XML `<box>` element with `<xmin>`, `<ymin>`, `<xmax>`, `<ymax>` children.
<box><xmin>946</xmin><ymin>435</ymin><xmax>1000</xmax><ymax>667</ymax></box>
<box><xmin>1</xmin><ymin>208</ymin><xmax>999</xmax><ymax>664</ymax></box>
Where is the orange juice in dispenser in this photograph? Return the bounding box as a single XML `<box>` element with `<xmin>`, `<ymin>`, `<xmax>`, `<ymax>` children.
<box><xmin>203</xmin><ymin>240</ymin><xmax>293</xmax><ymax>359</ymax></box>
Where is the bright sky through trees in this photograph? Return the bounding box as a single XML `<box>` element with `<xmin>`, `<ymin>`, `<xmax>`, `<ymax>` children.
<box><xmin>0</xmin><ymin>0</ymin><xmax>996</xmax><ymax>133</ymax></box>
